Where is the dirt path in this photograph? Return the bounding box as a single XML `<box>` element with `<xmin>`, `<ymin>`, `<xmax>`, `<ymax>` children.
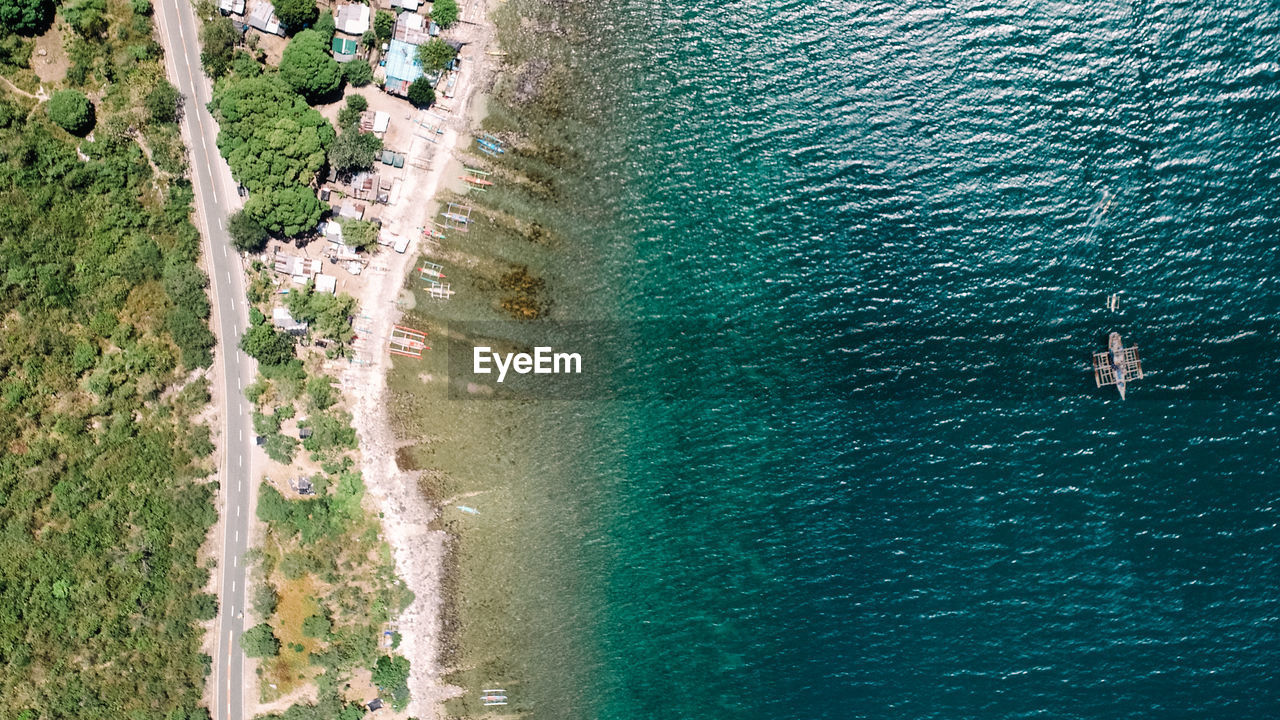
<box><xmin>0</xmin><ymin>75</ymin><xmax>44</xmax><ymax>101</ymax></box>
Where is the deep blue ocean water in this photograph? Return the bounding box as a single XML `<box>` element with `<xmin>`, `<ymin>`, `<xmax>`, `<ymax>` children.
<box><xmin>505</xmin><ymin>1</ymin><xmax>1280</xmax><ymax>718</ymax></box>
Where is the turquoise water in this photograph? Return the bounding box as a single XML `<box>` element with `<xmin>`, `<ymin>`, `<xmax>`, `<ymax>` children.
<box><xmin>492</xmin><ymin>0</ymin><xmax>1280</xmax><ymax>717</ymax></box>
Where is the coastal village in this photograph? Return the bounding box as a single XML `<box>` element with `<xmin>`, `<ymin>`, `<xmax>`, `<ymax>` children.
<box><xmin>195</xmin><ymin>0</ymin><xmax>500</xmax><ymax>716</ymax></box>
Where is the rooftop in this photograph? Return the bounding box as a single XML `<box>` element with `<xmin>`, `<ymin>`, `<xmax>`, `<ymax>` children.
<box><xmin>384</xmin><ymin>39</ymin><xmax>424</xmax><ymax>85</ymax></box>
<box><xmin>334</xmin><ymin>3</ymin><xmax>370</xmax><ymax>35</ymax></box>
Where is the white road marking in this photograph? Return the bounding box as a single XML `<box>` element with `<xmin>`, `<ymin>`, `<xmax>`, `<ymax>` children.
<box><xmin>238</xmin><ymin>455</ymin><xmax>243</xmax><ymax>467</ymax></box>
<box><xmin>239</xmin><ymin>429</ymin><xmax>242</xmax><ymax>441</ymax></box>
<box><xmin>235</xmin><ymin>530</ymin><xmax>239</xmax><ymax>541</ymax></box>
<box><xmin>211</xmin><ymin>191</ymin><xmax>219</xmax><ymax>206</ymax></box>
<box><xmin>201</xmin><ymin>135</ymin><xmax>206</xmax><ymax>150</ymax></box>
<box><xmin>237</xmin><ymin>377</ymin><xmax>241</xmax><ymax>390</ymax></box>
<box><xmin>226</xmin><ymin>271</ymin><xmax>231</xmax><ymax>283</ymax></box>
<box><xmin>222</xmin><ymin>245</ymin><xmax>227</xmax><ymax>257</ymax></box>
<box><xmin>237</xmin><ymin>506</ymin><xmax>241</xmax><ymax>517</ymax></box>
<box><xmin>177</xmin><ymin>20</ymin><xmax>184</xmax><ymax>41</ymax></box>
<box><xmin>233</xmin><ymin>556</ymin><xmax>238</xmax><ymax>567</ymax></box>
<box><xmin>238</xmin><ymin>479</ymin><xmax>242</xmax><ymax>490</ymax></box>
<box><xmin>218</xmin><ymin>217</ymin><xmax>224</xmax><ymax>230</ymax></box>
<box><xmin>231</xmin><ymin>580</ymin><xmax>236</xmax><ymax>592</ymax></box>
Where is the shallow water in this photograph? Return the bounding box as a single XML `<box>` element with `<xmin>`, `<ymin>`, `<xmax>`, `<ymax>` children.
<box><xmin>416</xmin><ymin>1</ymin><xmax>1280</xmax><ymax>717</ymax></box>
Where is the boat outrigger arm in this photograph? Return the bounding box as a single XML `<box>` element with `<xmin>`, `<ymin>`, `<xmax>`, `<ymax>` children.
<box><xmin>1092</xmin><ymin>332</ymin><xmax>1143</xmax><ymax>400</ymax></box>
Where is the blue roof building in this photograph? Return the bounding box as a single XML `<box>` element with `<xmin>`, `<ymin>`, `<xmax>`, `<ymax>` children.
<box><xmin>383</xmin><ymin>39</ymin><xmax>423</xmax><ymax>96</ymax></box>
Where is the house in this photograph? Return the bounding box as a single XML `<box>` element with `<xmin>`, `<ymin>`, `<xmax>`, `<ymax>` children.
<box><xmin>314</xmin><ymin>274</ymin><xmax>338</xmax><ymax>294</ymax></box>
<box><xmin>272</xmin><ymin>306</ymin><xmax>308</xmax><ymax>335</ymax></box>
<box><xmin>372</xmin><ymin>110</ymin><xmax>390</xmax><ymax>134</ymax></box>
<box><xmin>335</xmin><ymin>3</ymin><xmax>370</xmax><ymax>35</ymax></box>
<box><xmin>367</xmin><ymin>698</ymin><xmax>384</xmax><ymax>712</ymax></box>
<box><xmin>246</xmin><ymin>1</ymin><xmax>282</xmax><ymax>35</ymax></box>
<box><xmin>296</xmin><ymin>477</ymin><xmax>315</xmax><ymax>495</ymax></box>
<box><xmin>272</xmin><ymin>254</ymin><xmax>321</xmax><ymax>278</ymax></box>
<box><xmin>338</xmin><ymin>199</ymin><xmax>365</xmax><ymax>220</ymax></box>
<box><xmin>390</xmin><ymin>0</ymin><xmax>419</xmax><ymax>11</ymax></box>
<box><xmin>392</xmin><ymin>12</ymin><xmax>430</xmax><ymax>45</ymax></box>
<box><xmin>382</xmin><ymin>39</ymin><xmax>423</xmax><ymax>96</ymax></box>
<box><xmin>324</xmin><ymin>220</ymin><xmax>344</xmax><ymax>244</ymax></box>
<box><xmin>218</xmin><ymin>0</ymin><xmax>245</xmax><ymax>15</ymax></box>
<box><xmin>351</xmin><ymin>173</ymin><xmax>378</xmax><ymax>201</ymax></box>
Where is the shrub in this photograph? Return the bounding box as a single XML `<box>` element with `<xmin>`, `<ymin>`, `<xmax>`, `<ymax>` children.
<box><xmin>252</xmin><ymin>584</ymin><xmax>278</xmax><ymax>617</ymax></box>
<box><xmin>241</xmin><ymin>623</ymin><xmax>280</xmax><ymax>658</ymax></box>
<box><xmin>47</xmin><ymin>89</ymin><xmax>94</xmax><ymax>135</ymax></box>
<box><xmin>373</xmin><ymin>9</ymin><xmax>394</xmax><ymax>41</ymax></box>
<box><xmin>145</xmin><ymin>80</ymin><xmax>180</xmax><ymax>124</ymax></box>
<box><xmin>264</xmin><ymin>433</ymin><xmax>298</xmax><ymax>463</ymax></box>
<box><xmin>346</xmin><ymin>93</ymin><xmax>368</xmax><ymax>112</ymax></box>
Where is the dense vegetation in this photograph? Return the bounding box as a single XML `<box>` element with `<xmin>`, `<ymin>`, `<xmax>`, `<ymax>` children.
<box><xmin>211</xmin><ymin>76</ymin><xmax>334</xmax><ymax>235</ymax></box>
<box><xmin>0</xmin><ymin>0</ymin><xmax>219</xmax><ymax>715</ymax></box>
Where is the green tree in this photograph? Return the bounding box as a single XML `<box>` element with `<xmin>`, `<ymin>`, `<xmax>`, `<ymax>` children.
<box><xmin>240</xmin><ymin>323</ymin><xmax>296</xmax><ymax>366</ymax></box>
<box><xmin>371</xmin><ymin>655</ymin><xmax>411</xmax><ymax>710</ymax></box>
<box><xmin>242</xmin><ymin>623</ymin><xmax>280</xmax><ymax>658</ymax></box>
<box><xmin>328</xmin><ymin>130</ymin><xmax>381</xmax><ymax>177</ymax></box>
<box><xmin>373</xmin><ymin>9</ymin><xmax>394</xmax><ymax>41</ymax></box>
<box><xmin>145</xmin><ymin>80</ymin><xmax>181</xmax><ymax>124</ymax></box>
<box><xmin>212</xmin><ymin>76</ymin><xmax>334</xmax><ymax>235</ymax></box>
<box><xmin>213</xmin><ymin>77</ymin><xmax>334</xmax><ymax>189</ymax></box>
<box><xmin>246</xmin><ymin>185</ymin><xmax>325</xmax><ymax>237</ymax></box>
<box><xmin>274</xmin><ymin>0</ymin><xmax>316</xmax><ymax>32</ymax></box>
<box><xmin>200</xmin><ymin>15</ymin><xmax>237</xmax><ymax>78</ymax></box>
<box><xmin>430</xmin><ymin>0</ymin><xmax>457</xmax><ymax>27</ymax></box>
<box><xmin>406</xmin><ymin>77</ymin><xmax>434</xmax><ymax>108</ymax></box>
<box><xmin>341</xmin><ymin>59</ymin><xmax>373</xmax><ymax>87</ymax></box>
<box><xmin>360</xmin><ymin>29</ymin><xmax>376</xmax><ymax>53</ymax></box>
<box><xmin>0</xmin><ymin>0</ymin><xmax>55</xmax><ymax>35</ymax></box>
<box><xmin>47</xmin><ymin>89</ymin><xmax>94</xmax><ymax>135</ymax></box>
<box><xmin>228</xmin><ymin>209</ymin><xmax>269</xmax><ymax>252</ymax></box>
<box><xmin>280</xmin><ymin>29</ymin><xmax>341</xmax><ymax>102</ymax></box>
<box><xmin>314</xmin><ymin>9</ymin><xmax>335</xmax><ymax>39</ymax></box>
<box><xmin>416</xmin><ymin>38</ymin><xmax>455</xmax><ymax>71</ymax></box>
<box><xmin>346</xmin><ymin>94</ymin><xmax>368</xmax><ymax>112</ymax></box>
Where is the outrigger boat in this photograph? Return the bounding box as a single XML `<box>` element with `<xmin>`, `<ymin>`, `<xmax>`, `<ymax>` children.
<box><xmin>1092</xmin><ymin>332</ymin><xmax>1143</xmax><ymax>400</ymax></box>
<box><xmin>442</xmin><ymin>212</ymin><xmax>471</xmax><ymax>224</ymax></box>
<box><xmin>461</xmin><ymin>175</ymin><xmax>494</xmax><ymax>187</ymax></box>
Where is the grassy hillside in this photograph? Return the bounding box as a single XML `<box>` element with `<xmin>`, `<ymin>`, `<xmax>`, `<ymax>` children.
<box><xmin>0</xmin><ymin>0</ymin><xmax>221</xmax><ymax>716</ymax></box>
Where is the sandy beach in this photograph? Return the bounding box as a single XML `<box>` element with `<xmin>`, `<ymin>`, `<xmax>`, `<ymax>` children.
<box><xmin>338</xmin><ymin>1</ymin><xmax>500</xmax><ymax>717</ymax></box>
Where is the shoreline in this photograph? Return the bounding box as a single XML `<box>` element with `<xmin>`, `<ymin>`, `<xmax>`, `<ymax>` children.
<box><xmin>341</xmin><ymin>1</ymin><xmax>502</xmax><ymax>717</ymax></box>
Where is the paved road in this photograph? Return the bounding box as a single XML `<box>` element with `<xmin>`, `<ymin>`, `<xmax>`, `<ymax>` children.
<box><xmin>152</xmin><ymin>2</ymin><xmax>256</xmax><ymax>719</ymax></box>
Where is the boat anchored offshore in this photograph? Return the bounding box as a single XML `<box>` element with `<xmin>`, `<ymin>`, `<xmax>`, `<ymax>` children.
<box><xmin>1092</xmin><ymin>332</ymin><xmax>1143</xmax><ymax>399</ymax></box>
